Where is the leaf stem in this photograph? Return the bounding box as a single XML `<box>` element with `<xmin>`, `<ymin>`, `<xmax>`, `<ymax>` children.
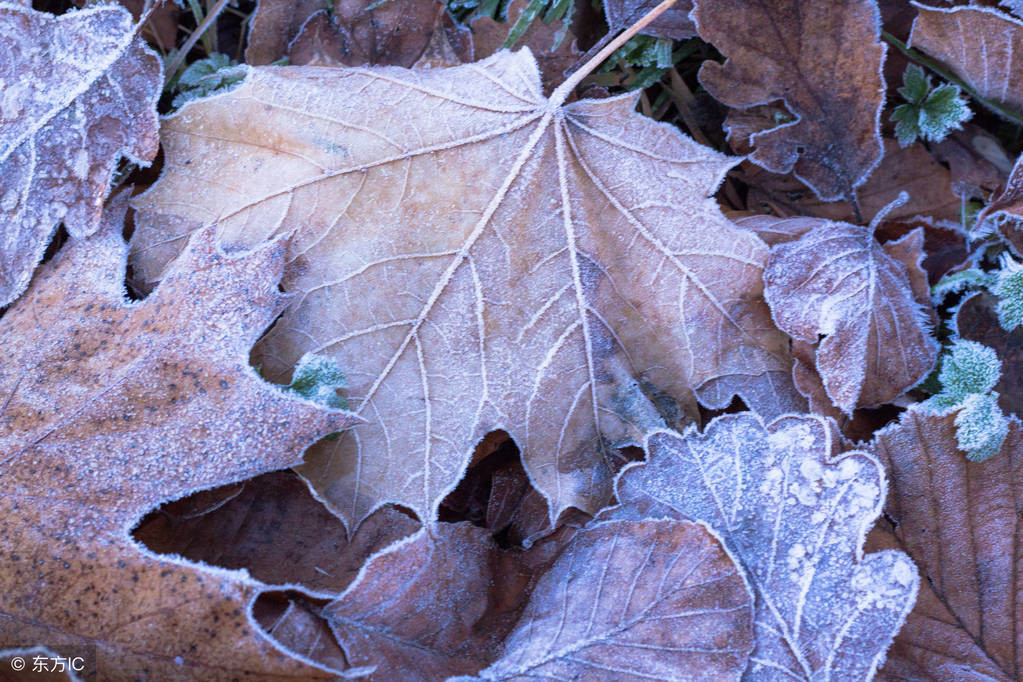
<box><xmin>880</xmin><ymin>30</ymin><xmax>1023</xmax><ymax>127</ymax></box>
<box><xmin>551</xmin><ymin>0</ymin><xmax>678</xmax><ymax>105</ymax></box>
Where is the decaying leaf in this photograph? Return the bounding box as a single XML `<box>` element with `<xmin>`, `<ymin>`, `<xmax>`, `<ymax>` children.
<box><xmin>871</xmin><ymin>406</ymin><xmax>1022</xmax><ymax>680</ymax></box>
<box><xmin>910</xmin><ymin>4</ymin><xmax>1023</xmax><ymax>116</ymax></box>
<box><xmin>130</xmin><ymin>49</ymin><xmax>799</xmax><ymax>529</ymax></box>
<box><xmin>0</xmin><ymin>3</ymin><xmax>160</xmax><ymax>307</ymax></box>
<box><xmin>322</xmin><ymin>519</ymin><xmax>753</xmax><ymax>680</ymax></box>
<box><xmin>0</xmin><ymin>200</ymin><xmax>358</xmax><ymax>678</ymax></box>
<box><xmin>244</xmin><ymin>0</ymin><xmax>327</xmax><ymax>65</ymax></box>
<box><xmin>286</xmin><ymin>0</ymin><xmax>469</xmax><ymax>68</ymax></box>
<box><xmin>692</xmin><ymin>0</ymin><xmax>886</xmax><ymax>202</ymax></box>
<box><xmin>134</xmin><ymin>471</ymin><xmax>420</xmax><ymax>594</ymax></box>
<box><xmin>611</xmin><ymin>413</ymin><xmax>919</xmax><ymax>680</ymax></box>
<box><xmin>763</xmin><ymin>219</ymin><xmax>939</xmax><ymax>412</ymax></box>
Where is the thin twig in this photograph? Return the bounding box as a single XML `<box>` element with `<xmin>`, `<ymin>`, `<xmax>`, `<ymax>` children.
<box><xmin>881</xmin><ymin>30</ymin><xmax>1023</xmax><ymax>127</ymax></box>
<box><xmin>164</xmin><ymin>0</ymin><xmax>232</xmax><ymax>85</ymax></box>
<box><xmin>551</xmin><ymin>0</ymin><xmax>678</xmax><ymax>104</ymax></box>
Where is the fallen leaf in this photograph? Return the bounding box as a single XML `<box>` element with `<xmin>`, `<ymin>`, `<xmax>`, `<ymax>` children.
<box><xmin>245</xmin><ymin>0</ymin><xmax>328</xmax><ymax>65</ymax></box>
<box><xmin>611</xmin><ymin>413</ymin><xmax>919</xmax><ymax>680</ymax></box>
<box><xmin>870</xmin><ymin>405</ymin><xmax>1022</xmax><ymax>680</ymax></box>
<box><xmin>874</xmin><ymin>216</ymin><xmax>969</xmax><ymax>285</ymax></box>
<box><xmin>909</xmin><ymin>4</ymin><xmax>1023</xmax><ymax>116</ymax></box>
<box><xmin>692</xmin><ymin>0</ymin><xmax>886</xmax><ymax>202</ymax></box>
<box><xmin>471</xmin><ymin>0</ymin><xmax>582</xmax><ymax>93</ymax></box>
<box><xmin>286</xmin><ymin>0</ymin><xmax>467</xmax><ymax>68</ymax></box>
<box><xmin>130</xmin><ymin>50</ymin><xmax>799</xmax><ymax>529</ymax></box>
<box><xmin>323</xmin><ymin>519</ymin><xmax>753</xmax><ymax>680</ymax></box>
<box><xmin>737</xmin><ymin>139</ymin><xmax>958</xmax><ymax>224</ymax></box>
<box><xmin>603</xmin><ymin>0</ymin><xmax>697</xmax><ymax>39</ymax></box>
<box><xmin>0</xmin><ymin>199</ymin><xmax>358</xmax><ymax>677</ymax></box>
<box><xmin>763</xmin><ymin>219</ymin><xmax>939</xmax><ymax>411</ymax></box>
<box><xmin>931</xmin><ymin>123</ymin><xmax>1010</xmax><ymax>201</ymax></box>
<box><xmin>0</xmin><ymin>3</ymin><xmax>160</xmax><ymax>307</ymax></box>
<box><xmin>954</xmin><ymin>291</ymin><xmax>1023</xmax><ymax>418</ymax></box>
<box><xmin>134</xmin><ymin>471</ymin><xmax>420</xmax><ymax>594</ymax></box>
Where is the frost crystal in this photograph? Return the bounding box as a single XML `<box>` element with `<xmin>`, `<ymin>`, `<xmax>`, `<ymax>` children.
<box><xmin>923</xmin><ymin>340</ymin><xmax>1008</xmax><ymax>461</ymax></box>
<box><xmin>955</xmin><ymin>393</ymin><xmax>1010</xmax><ymax>461</ymax></box>
<box><xmin>993</xmin><ymin>253</ymin><xmax>1023</xmax><ymax>331</ymax></box>
<box><xmin>891</xmin><ymin>65</ymin><xmax>971</xmax><ymax>147</ymax></box>
<box><xmin>286</xmin><ymin>353</ymin><xmax>348</xmax><ymax>409</ymax></box>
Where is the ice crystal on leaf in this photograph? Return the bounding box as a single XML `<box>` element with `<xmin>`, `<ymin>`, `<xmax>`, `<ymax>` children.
<box><xmin>922</xmin><ymin>340</ymin><xmax>1008</xmax><ymax>461</ymax></box>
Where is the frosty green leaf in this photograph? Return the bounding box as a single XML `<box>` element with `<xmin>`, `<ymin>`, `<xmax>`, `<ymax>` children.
<box><xmin>955</xmin><ymin>392</ymin><xmax>1009</xmax><ymax>461</ymax></box>
<box><xmin>922</xmin><ymin>340</ymin><xmax>1008</xmax><ymax>461</ymax></box>
<box><xmin>170</xmin><ymin>53</ymin><xmax>246</xmax><ymax>108</ymax></box>
<box><xmin>892</xmin><ymin>64</ymin><xmax>971</xmax><ymax>147</ymax></box>
<box><xmin>993</xmin><ymin>253</ymin><xmax>1023</xmax><ymax>330</ymax></box>
<box><xmin>286</xmin><ymin>352</ymin><xmax>348</xmax><ymax>409</ymax></box>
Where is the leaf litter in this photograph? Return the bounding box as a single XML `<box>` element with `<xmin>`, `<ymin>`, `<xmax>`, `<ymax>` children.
<box><xmin>2</xmin><ymin>0</ymin><xmax>1023</xmax><ymax>678</ymax></box>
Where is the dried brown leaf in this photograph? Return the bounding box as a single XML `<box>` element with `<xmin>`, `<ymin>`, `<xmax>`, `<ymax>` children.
<box><xmin>739</xmin><ymin>140</ymin><xmax>960</xmax><ymax>223</ymax></box>
<box><xmin>871</xmin><ymin>406</ymin><xmax>1022</xmax><ymax>680</ymax></box>
<box><xmin>0</xmin><ymin>4</ymin><xmax>160</xmax><ymax>307</ymax></box>
<box><xmin>134</xmin><ymin>471</ymin><xmax>419</xmax><ymax>594</ymax></box>
<box><xmin>692</xmin><ymin>0</ymin><xmax>885</xmax><ymax>202</ymax></box>
<box><xmin>0</xmin><ymin>199</ymin><xmax>359</xmax><ymax>678</ymax></box>
<box><xmin>324</xmin><ymin>519</ymin><xmax>753</xmax><ymax>680</ymax></box>
<box><xmin>763</xmin><ymin>219</ymin><xmax>939</xmax><ymax>412</ymax></box>
<box><xmin>910</xmin><ymin>4</ymin><xmax>1023</xmax><ymax>116</ymax></box>
<box><xmin>611</xmin><ymin>414</ymin><xmax>919</xmax><ymax>680</ymax></box>
<box><xmin>245</xmin><ymin>0</ymin><xmax>328</xmax><ymax>65</ymax></box>
<box><xmin>130</xmin><ymin>51</ymin><xmax>799</xmax><ymax>529</ymax></box>
<box><xmin>286</xmin><ymin>0</ymin><xmax>466</xmax><ymax>68</ymax></box>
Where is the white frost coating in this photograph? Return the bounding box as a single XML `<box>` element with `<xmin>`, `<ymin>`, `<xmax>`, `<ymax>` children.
<box><xmin>0</xmin><ymin>3</ymin><xmax>162</xmax><ymax>307</ymax></box>
<box><xmin>132</xmin><ymin>48</ymin><xmax>797</xmax><ymax>532</ymax></box>
<box><xmin>764</xmin><ymin>220</ymin><xmax>940</xmax><ymax>412</ymax></box>
<box><xmin>612</xmin><ymin>413</ymin><xmax>919</xmax><ymax>681</ymax></box>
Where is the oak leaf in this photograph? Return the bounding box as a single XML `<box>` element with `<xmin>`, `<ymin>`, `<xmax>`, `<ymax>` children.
<box><xmin>692</xmin><ymin>0</ymin><xmax>886</xmax><ymax>202</ymax></box>
<box><xmin>0</xmin><ymin>3</ymin><xmax>160</xmax><ymax>307</ymax></box>
<box><xmin>130</xmin><ymin>50</ymin><xmax>799</xmax><ymax>529</ymax></box>
<box><xmin>0</xmin><ymin>200</ymin><xmax>359</xmax><ymax>678</ymax></box>
<box><xmin>321</xmin><ymin>519</ymin><xmax>753</xmax><ymax>680</ymax></box>
<box><xmin>909</xmin><ymin>4</ymin><xmax>1023</xmax><ymax>117</ymax></box>
<box><xmin>870</xmin><ymin>406</ymin><xmax>1022</xmax><ymax>680</ymax></box>
<box><xmin>763</xmin><ymin>219</ymin><xmax>939</xmax><ymax>412</ymax></box>
<box><xmin>610</xmin><ymin>414</ymin><xmax>919</xmax><ymax>680</ymax></box>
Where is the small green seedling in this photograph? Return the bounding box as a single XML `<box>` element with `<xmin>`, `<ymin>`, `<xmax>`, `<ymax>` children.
<box><xmin>891</xmin><ymin>64</ymin><xmax>971</xmax><ymax>147</ymax></box>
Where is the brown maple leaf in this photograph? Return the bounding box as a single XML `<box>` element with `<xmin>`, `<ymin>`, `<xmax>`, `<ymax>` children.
<box><xmin>762</xmin><ymin>218</ymin><xmax>939</xmax><ymax>412</ymax></box>
<box><xmin>0</xmin><ymin>199</ymin><xmax>359</xmax><ymax>679</ymax></box>
<box><xmin>130</xmin><ymin>50</ymin><xmax>801</xmax><ymax>530</ymax></box>
<box><xmin>0</xmin><ymin>4</ymin><xmax>160</xmax><ymax>307</ymax></box>
<box><xmin>691</xmin><ymin>0</ymin><xmax>886</xmax><ymax>203</ymax></box>
<box><xmin>870</xmin><ymin>406</ymin><xmax>1022</xmax><ymax>681</ymax></box>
